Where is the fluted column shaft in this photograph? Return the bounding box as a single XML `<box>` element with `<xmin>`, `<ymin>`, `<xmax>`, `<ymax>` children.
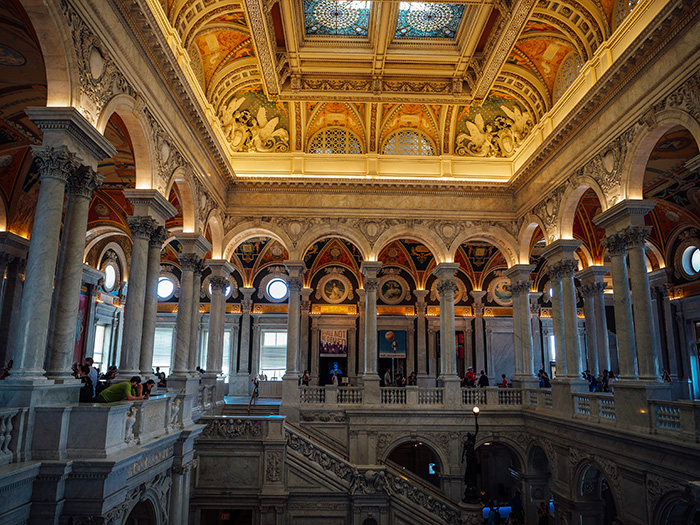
<box><xmin>559</xmin><ymin>260</ymin><xmax>582</xmax><ymax>379</ymax></box>
<box><xmin>578</xmin><ymin>275</ymin><xmax>608</xmax><ymax>376</ymax></box>
<box><xmin>120</xmin><ymin>217</ymin><xmax>156</xmax><ymax>375</ymax></box>
<box><xmin>601</xmin><ymin>234</ymin><xmax>638</xmax><ymax>379</ymax></box>
<box><xmin>433</xmin><ymin>263</ymin><xmax>460</xmax><ymax>379</ymax></box>
<box><xmin>140</xmin><ymin>227</ymin><xmax>168</xmax><ymax>375</ymax></box>
<box><xmin>12</xmin><ymin>147</ymin><xmax>78</xmax><ymax>378</ymax></box>
<box><xmin>548</xmin><ymin>267</ymin><xmax>567</xmax><ymax>378</ymax></box>
<box><xmin>415</xmin><ymin>290</ymin><xmax>429</xmax><ymax>378</ymax></box>
<box><xmin>513</xmin><ymin>284</ymin><xmax>535</xmax><ymax>376</ymax></box>
<box><xmin>206</xmin><ymin>277</ymin><xmax>228</xmax><ymax>375</ymax></box>
<box><xmin>356</xmin><ymin>289</ymin><xmax>366</xmax><ymax>378</ymax></box>
<box><xmin>172</xmin><ymin>254</ymin><xmax>198</xmax><ymax>375</ymax></box>
<box><xmin>470</xmin><ymin>290</ymin><xmax>487</xmax><ymax>373</ymax></box>
<box><xmin>625</xmin><ymin>226</ymin><xmax>659</xmax><ymax>380</ymax></box>
<box><xmin>46</xmin><ymin>167</ymin><xmax>104</xmax><ymax>378</ymax></box>
<box><xmin>511</xmin><ymin>286</ymin><xmax>523</xmax><ymax>375</ymax></box>
<box><xmin>300</xmin><ymin>289</ymin><xmax>312</xmax><ymax>376</ymax></box>
<box><xmin>363</xmin><ymin>277</ymin><xmax>380</xmax><ymax>377</ymax></box>
<box><xmin>188</xmin><ymin>262</ymin><xmax>203</xmax><ymax>372</ymax></box>
<box><xmin>593</xmin><ymin>287</ymin><xmax>610</xmax><ymax>373</ymax></box>
<box><xmin>0</xmin><ymin>256</ymin><xmax>24</xmax><ymax>365</ymax></box>
<box><xmin>579</xmin><ymin>285</ymin><xmax>600</xmax><ymax>375</ymax></box>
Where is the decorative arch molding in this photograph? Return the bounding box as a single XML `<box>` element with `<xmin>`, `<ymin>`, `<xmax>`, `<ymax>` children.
<box><xmin>518</xmin><ymin>214</ymin><xmax>546</xmax><ymax>264</ymax></box>
<box><xmin>373</xmin><ymin>225</ymin><xmax>446</xmax><ymax>264</ymax></box>
<box><xmin>306</xmin><ymin>102</ymin><xmax>367</xmax><ymax>151</ymax></box>
<box><xmin>84</xmin><ymin>226</ymin><xmax>130</xmax><ymax>263</ymax></box>
<box><xmin>376</xmin><ymin>432</ymin><xmax>450</xmax><ymax>477</ymax></box>
<box><xmin>449</xmin><ymin>227</ymin><xmax>519</xmax><ymax>268</ymax></box>
<box><xmin>143</xmin><ymin>108</ymin><xmax>189</xmax><ymax>196</ymax></box>
<box><xmin>97</xmin><ymin>94</ymin><xmax>154</xmax><ymax>190</ymax></box>
<box><xmin>471</xmin><ymin>432</ymin><xmax>527</xmax><ymax>472</ymax></box>
<box><xmin>97</xmin><ymin>241</ymin><xmax>130</xmax><ymax>282</ymax></box>
<box><xmin>570</xmin><ymin>450</ymin><xmax>623</xmax><ymax>511</ymax></box>
<box><xmin>0</xmin><ymin>196</ymin><xmax>7</xmax><ymax>232</ymax></box>
<box><xmin>205</xmin><ymin>209</ymin><xmax>225</xmax><ymax>259</ymax></box>
<box><xmin>624</xmin><ymin>111</ymin><xmax>700</xmax><ymax>200</ymax></box>
<box><xmin>19</xmin><ymin>0</ymin><xmax>75</xmax><ymax>107</ymax></box>
<box><xmin>648</xmin><ymin>477</ymin><xmax>697</xmax><ymax>525</ymax></box>
<box><xmin>558</xmin><ymin>179</ymin><xmax>606</xmax><ymax>240</ymax></box>
<box><xmin>222</xmin><ymin>223</ymin><xmax>292</xmax><ymax>261</ymax></box>
<box><xmin>166</xmin><ymin>167</ymin><xmax>198</xmax><ymax>233</ymax></box>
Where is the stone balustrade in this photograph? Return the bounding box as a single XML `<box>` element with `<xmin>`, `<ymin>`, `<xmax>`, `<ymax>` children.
<box><xmin>650</xmin><ymin>400</ymin><xmax>700</xmax><ymax>442</ymax></box>
<box><xmin>0</xmin><ymin>408</ymin><xmax>20</xmax><ymax>466</ymax></box>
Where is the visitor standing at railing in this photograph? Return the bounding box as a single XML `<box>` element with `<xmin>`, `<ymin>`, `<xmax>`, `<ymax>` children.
<box><xmin>501</xmin><ymin>374</ymin><xmax>508</xmax><ymax>388</ymax></box>
<box><xmin>383</xmin><ymin>368</ymin><xmax>392</xmax><ymax>386</ymax></box>
<box><xmin>301</xmin><ymin>370</ymin><xmax>310</xmax><ymax>386</ymax></box>
<box><xmin>478</xmin><ymin>370</ymin><xmax>489</xmax><ymax>387</ymax></box>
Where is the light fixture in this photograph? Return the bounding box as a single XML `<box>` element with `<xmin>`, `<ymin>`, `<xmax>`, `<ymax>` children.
<box><xmin>472</xmin><ymin>406</ymin><xmax>480</xmax><ymax>415</ymax></box>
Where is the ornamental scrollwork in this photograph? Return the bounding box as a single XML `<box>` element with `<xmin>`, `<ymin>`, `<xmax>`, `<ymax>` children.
<box><xmin>456</xmin><ymin>105</ymin><xmax>533</xmax><ymax>158</ymax></box>
<box><xmin>199</xmin><ymin>418</ymin><xmax>262</xmax><ymax>439</ymax></box>
<box><xmin>265</xmin><ymin>451</ymin><xmax>282</xmax><ymax>482</ymax></box>
<box><xmin>286</xmin><ymin>431</ymin><xmax>354</xmax><ymax>482</ymax></box>
<box><xmin>219</xmin><ymin>99</ymin><xmax>289</xmax><ymax>153</ymax></box>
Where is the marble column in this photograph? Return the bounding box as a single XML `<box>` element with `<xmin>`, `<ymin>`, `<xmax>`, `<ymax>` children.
<box><xmin>171</xmin><ymin>253</ymin><xmax>198</xmax><ymax>377</ymax></box>
<box><xmin>120</xmin><ymin>216</ymin><xmax>157</xmax><ymax>376</ymax></box>
<box><xmin>361</xmin><ymin>262</ymin><xmax>382</xmax><ymax>379</ymax></box>
<box><xmin>576</xmin><ymin>266</ymin><xmax>610</xmax><ymax>376</ymax></box>
<box><xmin>237</xmin><ymin>287</ymin><xmax>255</xmax><ymax>376</ymax></box>
<box><xmin>470</xmin><ymin>290</ymin><xmax>487</xmax><ymax>374</ymax></box>
<box><xmin>10</xmin><ymin>147</ymin><xmax>78</xmax><ymax>380</ymax></box>
<box><xmin>600</xmin><ymin>234</ymin><xmax>637</xmax><ymax>379</ymax></box>
<box><xmin>284</xmin><ymin>262</ymin><xmax>305</xmax><ymax>377</ymax></box>
<box><xmin>205</xmin><ymin>260</ymin><xmax>234</xmax><ymax>378</ymax></box>
<box><xmin>529</xmin><ymin>293</ymin><xmax>543</xmax><ymax>371</ymax></box>
<box><xmin>414</xmin><ymin>289</ymin><xmax>429</xmax><ymax>383</ymax></box>
<box><xmin>300</xmin><ymin>288</ymin><xmax>312</xmax><ymax>376</ymax></box>
<box><xmin>433</xmin><ymin>263</ymin><xmax>460</xmax><ymax>380</ymax></box>
<box><xmin>541</xmin><ymin>240</ymin><xmax>582</xmax><ymax>381</ymax></box>
<box><xmin>45</xmin><ymin>166</ymin><xmax>104</xmax><ymax>380</ymax></box>
<box><xmin>139</xmin><ymin>226</ymin><xmax>168</xmax><ymax>375</ymax></box>
<box><xmin>661</xmin><ymin>283</ymin><xmax>680</xmax><ymax>378</ymax></box>
<box><xmin>0</xmin><ymin>233</ymin><xmax>29</xmax><ymax>366</ymax></box>
<box><xmin>505</xmin><ymin>264</ymin><xmax>536</xmax><ymax>385</ymax></box>
<box><xmin>7</xmin><ymin>108</ymin><xmax>115</xmax><ymax>385</ymax></box>
<box><xmin>624</xmin><ymin>225</ymin><xmax>660</xmax><ymax>381</ymax></box>
<box><xmin>356</xmin><ymin>288</ymin><xmax>366</xmax><ymax>380</ymax></box>
<box><xmin>310</xmin><ymin>319</ymin><xmax>320</xmax><ymax>384</ymax></box>
<box><xmin>188</xmin><ymin>260</ymin><xmax>204</xmax><ymax>372</ymax></box>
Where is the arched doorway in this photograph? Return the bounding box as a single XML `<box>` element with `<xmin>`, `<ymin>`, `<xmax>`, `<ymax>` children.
<box><xmin>125</xmin><ymin>499</ymin><xmax>157</xmax><ymax>525</ymax></box>
<box><xmin>658</xmin><ymin>497</ymin><xmax>700</xmax><ymax>525</ymax></box>
<box><xmin>386</xmin><ymin>441</ymin><xmax>441</xmax><ymax>487</ymax></box>
<box><xmin>575</xmin><ymin>464</ymin><xmax>618</xmax><ymax>524</ymax></box>
<box><xmin>525</xmin><ymin>445</ymin><xmax>553</xmax><ymax>524</ymax></box>
<box><xmin>476</xmin><ymin>442</ymin><xmax>521</xmax><ymax>506</ymax></box>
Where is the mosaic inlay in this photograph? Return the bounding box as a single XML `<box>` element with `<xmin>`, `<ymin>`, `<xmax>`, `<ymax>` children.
<box><xmin>304</xmin><ymin>0</ymin><xmax>371</xmax><ymax>36</ymax></box>
<box><xmin>395</xmin><ymin>2</ymin><xmax>464</xmax><ymax>39</ymax></box>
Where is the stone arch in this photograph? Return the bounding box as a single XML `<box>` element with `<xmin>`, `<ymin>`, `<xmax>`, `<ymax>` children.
<box><xmin>518</xmin><ymin>214</ymin><xmax>546</xmax><ymax>264</ymax></box>
<box><xmin>558</xmin><ymin>179</ymin><xmax>606</xmax><ymax>241</ymax></box>
<box><xmin>373</xmin><ymin>226</ymin><xmax>446</xmax><ymax>263</ymax></box>
<box><xmin>222</xmin><ymin>224</ymin><xmax>291</xmax><ymax>261</ymax></box>
<box><xmin>295</xmin><ymin>227</ymin><xmax>371</xmax><ymax>262</ymax></box>
<box><xmin>166</xmin><ymin>167</ymin><xmax>197</xmax><ymax>233</ymax></box>
<box><xmin>19</xmin><ymin>0</ymin><xmax>76</xmax><ymax>107</ymax></box>
<box><xmin>97</xmin><ymin>241</ymin><xmax>130</xmax><ymax>281</ymax></box>
<box><xmin>380</xmin><ymin>434</ymin><xmax>449</xmax><ymax>481</ymax></box>
<box><xmin>653</xmin><ymin>491</ymin><xmax>699</xmax><ymax>525</ymax></box>
<box><xmin>84</xmin><ymin>226</ymin><xmax>130</xmax><ymax>265</ymax></box>
<box><xmin>97</xmin><ymin>94</ymin><xmax>154</xmax><ymax>190</ymax></box>
<box><xmin>624</xmin><ymin>109</ymin><xmax>700</xmax><ymax>200</ymax></box>
<box><xmin>449</xmin><ymin>227</ymin><xmax>519</xmax><ymax>267</ymax></box>
<box><xmin>572</xmin><ymin>460</ymin><xmax>621</xmax><ymax>521</ymax></box>
<box><xmin>204</xmin><ymin>209</ymin><xmax>225</xmax><ymax>259</ymax></box>
<box><xmin>475</xmin><ymin>435</ymin><xmax>526</xmax><ymax>471</ymax></box>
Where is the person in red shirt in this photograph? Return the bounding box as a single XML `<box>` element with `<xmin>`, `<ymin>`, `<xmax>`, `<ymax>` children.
<box><xmin>501</xmin><ymin>374</ymin><xmax>508</xmax><ymax>388</ymax></box>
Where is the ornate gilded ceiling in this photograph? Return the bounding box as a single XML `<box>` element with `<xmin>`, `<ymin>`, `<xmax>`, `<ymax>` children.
<box><xmin>156</xmin><ymin>0</ymin><xmax>633</xmax><ymax>172</ymax></box>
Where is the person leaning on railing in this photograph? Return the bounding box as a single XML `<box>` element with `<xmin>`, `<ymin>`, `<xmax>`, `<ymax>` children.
<box><xmin>96</xmin><ymin>376</ymin><xmax>148</xmax><ymax>402</ymax></box>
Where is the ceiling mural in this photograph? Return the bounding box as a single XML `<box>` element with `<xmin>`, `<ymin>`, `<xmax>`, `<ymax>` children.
<box><xmin>191</xmin><ymin>26</ymin><xmax>253</xmax><ymax>91</ymax></box>
<box><xmin>380</xmin><ymin>104</ymin><xmax>439</xmax><ymax>152</ymax></box>
<box><xmin>303</xmin><ymin>0</ymin><xmax>371</xmax><ymax>37</ymax></box>
<box><xmin>455</xmin><ymin>242</ymin><xmax>507</xmax><ymax>291</ymax></box>
<box><xmin>307</xmin><ymin>102</ymin><xmax>366</xmax><ymax>147</ymax></box>
<box><xmin>304</xmin><ymin>237</ymin><xmax>363</xmax><ymax>280</ymax></box>
<box><xmin>378</xmin><ymin>240</ymin><xmax>436</xmax><ymax>289</ymax></box>
<box><xmin>231</xmin><ymin>236</ymin><xmax>289</xmax><ymax>285</ymax></box>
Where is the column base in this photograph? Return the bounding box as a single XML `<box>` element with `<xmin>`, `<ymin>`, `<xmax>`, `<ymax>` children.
<box><xmin>439</xmin><ymin>376</ymin><xmax>462</xmax><ymax>406</ymax></box>
<box><xmin>362</xmin><ymin>375</ymin><xmax>380</xmax><ymax>404</ymax></box>
<box><xmin>512</xmin><ymin>376</ymin><xmax>540</xmax><ymax>389</ymax></box>
<box><xmin>417</xmin><ymin>374</ymin><xmax>435</xmax><ymax>387</ymax></box>
<box><xmin>279</xmin><ymin>375</ymin><xmax>300</xmax><ymax>422</ymax></box>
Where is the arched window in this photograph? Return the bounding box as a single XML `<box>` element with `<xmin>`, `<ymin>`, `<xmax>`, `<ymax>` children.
<box><xmin>382</xmin><ymin>129</ymin><xmax>435</xmax><ymax>156</ymax></box>
<box><xmin>553</xmin><ymin>52</ymin><xmax>582</xmax><ymax>104</ymax></box>
<box><xmin>614</xmin><ymin>0</ymin><xmax>640</xmax><ymax>28</ymax></box>
<box><xmin>308</xmin><ymin>127</ymin><xmax>362</xmax><ymax>154</ymax></box>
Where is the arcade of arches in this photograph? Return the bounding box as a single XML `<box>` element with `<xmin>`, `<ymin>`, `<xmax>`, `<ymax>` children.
<box><xmin>0</xmin><ymin>0</ymin><xmax>699</xmax><ymax>524</ymax></box>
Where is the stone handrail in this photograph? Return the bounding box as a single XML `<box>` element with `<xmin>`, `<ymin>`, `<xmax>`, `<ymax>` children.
<box><xmin>299</xmin><ymin>386</ymin><xmax>325</xmax><ymax>404</ymax></box>
<box><xmin>649</xmin><ymin>400</ymin><xmax>700</xmax><ymax>441</ymax></box>
<box><xmin>336</xmin><ymin>386</ymin><xmax>363</xmax><ymax>404</ymax></box>
<box><xmin>418</xmin><ymin>387</ymin><xmax>444</xmax><ymax>405</ymax></box>
<box><xmin>571</xmin><ymin>392</ymin><xmax>616</xmax><ymax>424</ymax></box>
<box><xmin>285</xmin><ymin>424</ymin><xmax>354</xmax><ymax>484</ymax></box>
<box><xmin>381</xmin><ymin>460</ymin><xmax>463</xmax><ymax>525</ymax></box>
<box><xmin>381</xmin><ymin>387</ymin><xmax>407</xmax><ymax>404</ymax></box>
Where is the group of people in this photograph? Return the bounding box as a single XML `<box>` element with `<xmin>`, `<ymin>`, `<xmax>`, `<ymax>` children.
<box><xmin>582</xmin><ymin>369</ymin><xmax>617</xmax><ymax>393</ymax></box>
<box><xmin>69</xmin><ymin>358</ymin><xmax>163</xmax><ymax>403</ymax></box>
<box><xmin>462</xmin><ymin>368</ymin><xmax>491</xmax><ymax>388</ymax></box>
<box><xmin>484</xmin><ymin>494</ymin><xmax>551</xmax><ymax>524</ymax></box>
<box><xmin>537</xmin><ymin>369</ymin><xmax>552</xmax><ymax>388</ymax></box>
<box><xmin>382</xmin><ymin>369</ymin><xmax>417</xmax><ymax>387</ymax></box>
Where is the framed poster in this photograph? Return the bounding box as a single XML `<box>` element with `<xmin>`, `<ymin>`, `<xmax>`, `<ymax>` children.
<box><xmin>379</xmin><ymin>330</ymin><xmax>406</xmax><ymax>358</ymax></box>
<box><xmin>320</xmin><ymin>329</ymin><xmax>348</xmax><ymax>357</ymax></box>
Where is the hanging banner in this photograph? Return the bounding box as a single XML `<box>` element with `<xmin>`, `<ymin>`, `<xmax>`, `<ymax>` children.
<box><xmin>379</xmin><ymin>330</ymin><xmax>406</xmax><ymax>358</ymax></box>
<box><xmin>320</xmin><ymin>329</ymin><xmax>348</xmax><ymax>357</ymax></box>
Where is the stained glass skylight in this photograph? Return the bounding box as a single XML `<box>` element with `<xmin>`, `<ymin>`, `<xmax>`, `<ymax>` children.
<box><xmin>395</xmin><ymin>2</ymin><xmax>465</xmax><ymax>39</ymax></box>
<box><xmin>304</xmin><ymin>0</ymin><xmax>371</xmax><ymax>37</ymax></box>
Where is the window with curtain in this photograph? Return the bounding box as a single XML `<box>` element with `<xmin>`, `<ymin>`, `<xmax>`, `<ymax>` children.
<box><xmin>259</xmin><ymin>330</ymin><xmax>287</xmax><ymax>380</ymax></box>
<box><xmin>152</xmin><ymin>327</ymin><xmax>174</xmax><ymax>375</ymax></box>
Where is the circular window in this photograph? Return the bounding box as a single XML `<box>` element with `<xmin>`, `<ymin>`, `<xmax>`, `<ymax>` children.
<box><xmin>102</xmin><ymin>262</ymin><xmax>118</xmax><ymax>293</ymax></box>
<box><xmin>157</xmin><ymin>277</ymin><xmax>175</xmax><ymax>300</ymax></box>
<box><xmin>683</xmin><ymin>246</ymin><xmax>700</xmax><ymax>276</ymax></box>
<box><xmin>267</xmin><ymin>278</ymin><xmax>288</xmax><ymax>301</ymax></box>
